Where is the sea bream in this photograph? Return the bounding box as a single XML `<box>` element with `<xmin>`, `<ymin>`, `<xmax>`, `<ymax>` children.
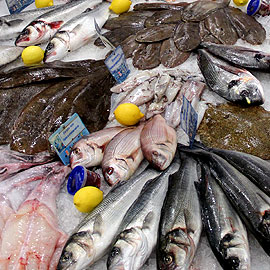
<box><xmin>44</xmin><ymin>1</ymin><xmax>110</xmax><ymax>62</ymax></box>
<box><xmin>15</xmin><ymin>0</ymin><xmax>103</xmax><ymax>46</ymax></box>
<box><xmin>197</xmin><ymin>49</ymin><xmax>265</xmax><ymax>105</ymax></box>
<box><xmin>107</xmin><ymin>161</ymin><xmax>180</xmax><ymax>270</ymax></box>
<box><xmin>57</xmin><ymin>167</ymin><xmax>163</xmax><ymax>270</ymax></box>
<box><xmin>69</xmin><ymin>127</ymin><xmax>126</xmax><ymax>169</ymax></box>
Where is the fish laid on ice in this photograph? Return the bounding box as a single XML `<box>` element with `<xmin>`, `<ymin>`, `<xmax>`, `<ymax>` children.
<box><xmin>140</xmin><ymin>115</ymin><xmax>177</xmax><ymax>170</ymax></box>
<box><xmin>102</xmin><ymin>125</ymin><xmax>144</xmax><ymax>186</ymax></box>
<box><xmin>196</xmin><ymin>163</ymin><xmax>250</xmax><ymax>270</ymax></box>
<box><xmin>157</xmin><ymin>153</ymin><xmax>202</xmax><ymax>270</ymax></box>
<box><xmin>107</xmin><ymin>161</ymin><xmax>180</xmax><ymax>270</ymax></box>
<box><xmin>70</xmin><ymin>127</ymin><xmax>126</xmax><ymax>169</ymax></box>
<box><xmin>44</xmin><ymin>2</ymin><xmax>110</xmax><ymax>62</ymax></box>
<box><xmin>0</xmin><ymin>164</ymin><xmax>70</xmax><ymax>269</ymax></box>
<box><xmin>144</xmin><ymin>10</ymin><xmax>183</xmax><ymax>27</ymax></box>
<box><xmin>0</xmin><ymin>46</ymin><xmax>23</xmax><ymax>68</ymax></box>
<box><xmin>197</xmin><ymin>49</ymin><xmax>265</xmax><ymax>105</ymax></box>
<box><xmin>201</xmin><ymin>42</ymin><xmax>270</xmax><ymax>71</ymax></box>
<box><xmin>57</xmin><ymin>167</ymin><xmax>163</xmax><ymax>270</ymax></box>
<box><xmin>15</xmin><ymin>0</ymin><xmax>103</xmax><ymax>46</ymax></box>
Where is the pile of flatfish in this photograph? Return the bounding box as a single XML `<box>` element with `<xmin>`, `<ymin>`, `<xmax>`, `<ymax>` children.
<box><xmin>95</xmin><ymin>0</ymin><xmax>266</xmax><ymax>69</ymax></box>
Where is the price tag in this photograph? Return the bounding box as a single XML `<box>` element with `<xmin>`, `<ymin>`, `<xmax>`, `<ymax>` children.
<box><xmin>49</xmin><ymin>113</ymin><xmax>90</xmax><ymax>166</ymax></box>
<box><xmin>5</xmin><ymin>0</ymin><xmax>34</xmax><ymax>14</ymax></box>
<box><xmin>180</xmin><ymin>96</ymin><xmax>198</xmax><ymax>148</ymax></box>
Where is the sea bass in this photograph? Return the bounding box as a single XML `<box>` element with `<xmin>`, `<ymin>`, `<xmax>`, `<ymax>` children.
<box><xmin>0</xmin><ymin>46</ymin><xmax>23</xmax><ymax>68</ymax></box>
<box><xmin>107</xmin><ymin>161</ymin><xmax>180</xmax><ymax>270</ymax></box>
<box><xmin>102</xmin><ymin>125</ymin><xmax>144</xmax><ymax>186</ymax></box>
<box><xmin>140</xmin><ymin>115</ymin><xmax>177</xmax><ymax>170</ymax></box>
<box><xmin>157</xmin><ymin>152</ymin><xmax>202</xmax><ymax>270</ymax></box>
<box><xmin>197</xmin><ymin>49</ymin><xmax>265</xmax><ymax>105</ymax></box>
<box><xmin>15</xmin><ymin>0</ymin><xmax>102</xmax><ymax>46</ymax></box>
<box><xmin>196</xmin><ymin>163</ymin><xmax>250</xmax><ymax>270</ymax></box>
<box><xmin>57</xmin><ymin>167</ymin><xmax>163</xmax><ymax>270</ymax></box>
<box><xmin>44</xmin><ymin>2</ymin><xmax>110</xmax><ymax>62</ymax></box>
<box><xmin>69</xmin><ymin>127</ymin><xmax>126</xmax><ymax>169</ymax></box>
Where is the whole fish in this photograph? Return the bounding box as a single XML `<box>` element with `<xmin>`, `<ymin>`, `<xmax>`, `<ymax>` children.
<box><xmin>44</xmin><ymin>2</ymin><xmax>110</xmax><ymax>62</ymax></box>
<box><xmin>107</xmin><ymin>161</ymin><xmax>180</xmax><ymax>270</ymax></box>
<box><xmin>196</xmin><ymin>163</ymin><xmax>250</xmax><ymax>270</ymax></box>
<box><xmin>15</xmin><ymin>0</ymin><xmax>103</xmax><ymax>46</ymax></box>
<box><xmin>0</xmin><ymin>164</ymin><xmax>70</xmax><ymax>269</ymax></box>
<box><xmin>140</xmin><ymin>114</ymin><xmax>177</xmax><ymax>170</ymax></box>
<box><xmin>157</xmin><ymin>153</ymin><xmax>202</xmax><ymax>270</ymax></box>
<box><xmin>69</xmin><ymin>127</ymin><xmax>126</xmax><ymax>169</ymax></box>
<box><xmin>201</xmin><ymin>42</ymin><xmax>270</xmax><ymax>71</ymax></box>
<box><xmin>57</xmin><ymin>167</ymin><xmax>163</xmax><ymax>270</ymax></box>
<box><xmin>102</xmin><ymin>125</ymin><xmax>144</xmax><ymax>186</ymax></box>
<box><xmin>144</xmin><ymin>10</ymin><xmax>183</xmax><ymax>27</ymax></box>
<box><xmin>0</xmin><ymin>45</ymin><xmax>23</xmax><ymax>68</ymax></box>
<box><xmin>133</xmin><ymin>2</ymin><xmax>188</xmax><ymax>12</ymax></box>
<box><xmin>197</xmin><ymin>49</ymin><xmax>265</xmax><ymax>105</ymax></box>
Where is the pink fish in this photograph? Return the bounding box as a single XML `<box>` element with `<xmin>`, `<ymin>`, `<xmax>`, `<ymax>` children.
<box><xmin>0</xmin><ymin>164</ymin><xmax>70</xmax><ymax>269</ymax></box>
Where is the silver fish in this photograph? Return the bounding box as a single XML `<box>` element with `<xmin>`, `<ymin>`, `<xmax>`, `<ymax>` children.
<box><xmin>0</xmin><ymin>45</ymin><xmax>23</xmax><ymax>68</ymax></box>
<box><xmin>57</xmin><ymin>167</ymin><xmax>163</xmax><ymax>270</ymax></box>
<box><xmin>157</xmin><ymin>153</ymin><xmax>202</xmax><ymax>270</ymax></box>
<box><xmin>44</xmin><ymin>2</ymin><xmax>110</xmax><ymax>62</ymax></box>
<box><xmin>15</xmin><ymin>0</ymin><xmax>102</xmax><ymax>46</ymax></box>
<box><xmin>102</xmin><ymin>125</ymin><xmax>144</xmax><ymax>186</ymax></box>
<box><xmin>69</xmin><ymin>127</ymin><xmax>126</xmax><ymax>169</ymax></box>
<box><xmin>107</xmin><ymin>161</ymin><xmax>180</xmax><ymax>270</ymax></box>
<box><xmin>140</xmin><ymin>114</ymin><xmax>177</xmax><ymax>170</ymax></box>
<box><xmin>197</xmin><ymin>49</ymin><xmax>265</xmax><ymax>105</ymax></box>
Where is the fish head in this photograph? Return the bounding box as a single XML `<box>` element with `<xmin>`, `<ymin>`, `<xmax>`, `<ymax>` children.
<box><xmin>57</xmin><ymin>231</ymin><xmax>94</xmax><ymax>270</ymax></box>
<box><xmin>44</xmin><ymin>31</ymin><xmax>70</xmax><ymax>62</ymax></box>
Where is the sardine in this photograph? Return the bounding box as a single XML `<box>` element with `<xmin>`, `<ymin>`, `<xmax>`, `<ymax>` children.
<box><xmin>197</xmin><ymin>49</ymin><xmax>265</xmax><ymax>105</ymax></box>
<box><xmin>44</xmin><ymin>2</ymin><xmax>110</xmax><ymax>62</ymax></box>
<box><xmin>196</xmin><ymin>163</ymin><xmax>250</xmax><ymax>270</ymax></box>
<box><xmin>107</xmin><ymin>161</ymin><xmax>180</xmax><ymax>270</ymax></box>
<box><xmin>0</xmin><ymin>45</ymin><xmax>23</xmax><ymax>68</ymax></box>
<box><xmin>201</xmin><ymin>42</ymin><xmax>270</xmax><ymax>71</ymax></box>
<box><xmin>69</xmin><ymin>127</ymin><xmax>126</xmax><ymax>169</ymax></box>
<box><xmin>140</xmin><ymin>115</ymin><xmax>177</xmax><ymax>170</ymax></box>
<box><xmin>157</xmin><ymin>153</ymin><xmax>202</xmax><ymax>270</ymax></box>
<box><xmin>15</xmin><ymin>0</ymin><xmax>103</xmax><ymax>46</ymax></box>
<box><xmin>57</xmin><ymin>167</ymin><xmax>163</xmax><ymax>270</ymax></box>
<box><xmin>102</xmin><ymin>125</ymin><xmax>144</xmax><ymax>186</ymax></box>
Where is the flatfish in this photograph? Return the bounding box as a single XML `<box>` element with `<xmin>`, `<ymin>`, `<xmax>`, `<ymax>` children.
<box><xmin>144</xmin><ymin>10</ymin><xmax>182</xmax><ymax>27</ymax></box>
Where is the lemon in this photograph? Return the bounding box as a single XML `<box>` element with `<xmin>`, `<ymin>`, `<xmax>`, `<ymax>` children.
<box><xmin>21</xmin><ymin>46</ymin><xmax>44</xmax><ymax>66</ymax></box>
<box><xmin>114</xmin><ymin>103</ymin><xmax>144</xmax><ymax>126</ymax></box>
<box><xmin>109</xmin><ymin>0</ymin><xmax>132</xmax><ymax>14</ymax></box>
<box><xmin>73</xmin><ymin>186</ymin><xmax>103</xmax><ymax>213</ymax></box>
<box><xmin>35</xmin><ymin>0</ymin><xmax>54</xmax><ymax>8</ymax></box>
<box><xmin>233</xmin><ymin>0</ymin><xmax>248</xmax><ymax>6</ymax></box>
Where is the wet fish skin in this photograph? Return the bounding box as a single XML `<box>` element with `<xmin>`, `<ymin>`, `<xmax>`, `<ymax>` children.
<box><xmin>0</xmin><ymin>45</ymin><xmax>23</xmax><ymax>68</ymax></box>
<box><xmin>57</xmin><ymin>167</ymin><xmax>163</xmax><ymax>270</ymax></box>
<box><xmin>133</xmin><ymin>2</ymin><xmax>189</xmax><ymax>12</ymax></box>
<box><xmin>69</xmin><ymin>127</ymin><xmax>126</xmax><ymax>169</ymax></box>
<box><xmin>197</xmin><ymin>49</ymin><xmax>265</xmax><ymax>105</ymax></box>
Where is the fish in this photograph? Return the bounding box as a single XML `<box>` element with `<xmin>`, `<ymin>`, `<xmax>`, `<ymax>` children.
<box><xmin>57</xmin><ymin>167</ymin><xmax>163</xmax><ymax>270</ymax></box>
<box><xmin>199</xmin><ymin>20</ymin><xmax>221</xmax><ymax>44</ymax></box>
<box><xmin>102</xmin><ymin>125</ymin><xmax>144</xmax><ymax>186</ymax></box>
<box><xmin>133</xmin><ymin>2</ymin><xmax>189</xmax><ymax>12</ymax></box>
<box><xmin>144</xmin><ymin>10</ymin><xmax>183</xmax><ymax>27</ymax></box>
<box><xmin>69</xmin><ymin>127</ymin><xmax>126</xmax><ymax>169</ymax></box>
<box><xmin>197</xmin><ymin>49</ymin><xmax>265</xmax><ymax>105</ymax></box>
<box><xmin>121</xmin><ymin>34</ymin><xmax>140</xmax><ymax>58</ymax></box>
<box><xmin>196</xmin><ymin>163</ymin><xmax>250</xmax><ymax>270</ymax></box>
<box><xmin>15</xmin><ymin>0</ymin><xmax>103</xmax><ymax>46</ymax></box>
<box><xmin>0</xmin><ymin>45</ymin><xmax>23</xmax><ymax>68</ymax></box>
<box><xmin>140</xmin><ymin>114</ymin><xmax>177</xmax><ymax>170</ymax></box>
<box><xmin>107</xmin><ymin>161</ymin><xmax>180</xmax><ymax>270</ymax></box>
<box><xmin>44</xmin><ymin>2</ymin><xmax>110</xmax><ymax>62</ymax></box>
<box><xmin>0</xmin><ymin>163</ymin><xmax>70</xmax><ymax>269</ymax></box>
<box><xmin>157</xmin><ymin>152</ymin><xmax>202</xmax><ymax>270</ymax></box>
<box><xmin>200</xmin><ymin>42</ymin><xmax>270</xmax><ymax>71</ymax></box>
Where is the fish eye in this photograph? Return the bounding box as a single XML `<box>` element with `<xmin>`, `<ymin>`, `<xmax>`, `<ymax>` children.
<box><xmin>240</xmin><ymin>90</ymin><xmax>249</xmax><ymax>97</ymax></box>
<box><xmin>107</xmin><ymin>167</ymin><xmax>114</xmax><ymax>175</ymax></box>
<box><xmin>72</xmin><ymin>147</ymin><xmax>81</xmax><ymax>155</ymax></box>
<box><xmin>163</xmin><ymin>254</ymin><xmax>173</xmax><ymax>265</ymax></box>
<box><xmin>21</xmin><ymin>28</ymin><xmax>30</xmax><ymax>36</ymax></box>
<box><xmin>61</xmin><ymin>251</ymin><xmax>72</xmax><ymax>262</ymax></box>
<box><xmin>47</xmin><ymin>42</ymin><xmax>54</xmax><ymax>51</ymax></box>
<box><xmin>110</xmin><ymin>247</ymin><xmax>120</xmax><ymax>258</ymax></box>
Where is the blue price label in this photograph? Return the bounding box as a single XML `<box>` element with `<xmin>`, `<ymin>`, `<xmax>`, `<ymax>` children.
<box><xmin>5</xmin><ymin>0</ymin><xmax>34</xmax><ymax>14</ymax></box>
<box><xmin>49</xmin><ymin>113</ymin><xmax>90</xmax><ymax>166</ymax></box>
<box><xmin>180</xmin><ymin>96</ymin><xmax>198</xmax><ymax>148</ymax></box>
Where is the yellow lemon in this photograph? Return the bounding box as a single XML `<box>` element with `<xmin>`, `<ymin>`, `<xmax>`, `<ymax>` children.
<box><xmin>109</xmin><ymin>0</ymin><xmax>132</xmax><ymax>14</ymax></box>
<box><xmin>73</xmin><ymin>186</ymin><xmax>103</xmax><ymax>213</ymax></box>
<box><xmin>233</xmin><ymin>0</ymin><xmax>248</xmax><ymax>6</ymax></box>
<box><xmin>21</xmin><ymin>46</ymin><xmax>44</xmax><ymax>66</ymax></box>
<box><xmin>35</xmin><ymin>0</ymin><xmax>54</xmax><ymax>8</ymax></box>
<box><xmin>114</xmin><ymin>103</ymin><xmax>144</xmax><ymax>126</ymax></box>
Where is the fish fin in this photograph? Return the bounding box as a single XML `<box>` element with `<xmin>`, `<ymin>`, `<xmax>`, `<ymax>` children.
<box><xmin>5</xmin><ymin>19</ymin><xmax>23</xmax><ymax>26</ymax></box>
<box><xmin>126</xmin><ymin>147</ymin><xmax>141</xmax><ymax>161</ymax></box>
<box><xmin>48</xmin><ymin>21</ymin><xmax>64</xmax><ymax>29</ymax></box>
<box><xmin>70</xmin><ymin>24</ymin><xmax>83</xmax><ymax>35</ymax></box>
<box><xmin>93</xmin><ymin>213</ymin><xmax>103</xmax><ymax>237</ymax></box>
<box><xmin>216</xmin><ymin>62</ymin><xmax>245</xmax><ymax>76</ymax></box>
<box><xmin>142</xmin><ymin>211</ymin><xmax>155</xmax><ymax>230</ymax></box>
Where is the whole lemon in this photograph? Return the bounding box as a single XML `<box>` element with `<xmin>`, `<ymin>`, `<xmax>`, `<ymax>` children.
<box><xmin>233</xmin><ymin>0</ymin><xmax>248</xmax><ymax>6</ymax></box>
<box><xmin>109</xmin><ymin>0</ymin><xmax>132</xmax><ymax>14</ymax></box>
<box><xmin>21</xmin><ymin>46</ymin><xmax>44</xmax><ymax>66</ymax></box>
<box><xmin>35</xmin><ymin>0</ymin><xmax>54</xmax><ymax>8</ymax></box>
<box><xmin>73</xmin><ymin>186</ymin><xmax>103</xmax><ymax>213</ymax></box>
<box><xmin>114</xmin><ymin>103</ymin><xmax>144</xmax><ymax>126</ymax></box>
